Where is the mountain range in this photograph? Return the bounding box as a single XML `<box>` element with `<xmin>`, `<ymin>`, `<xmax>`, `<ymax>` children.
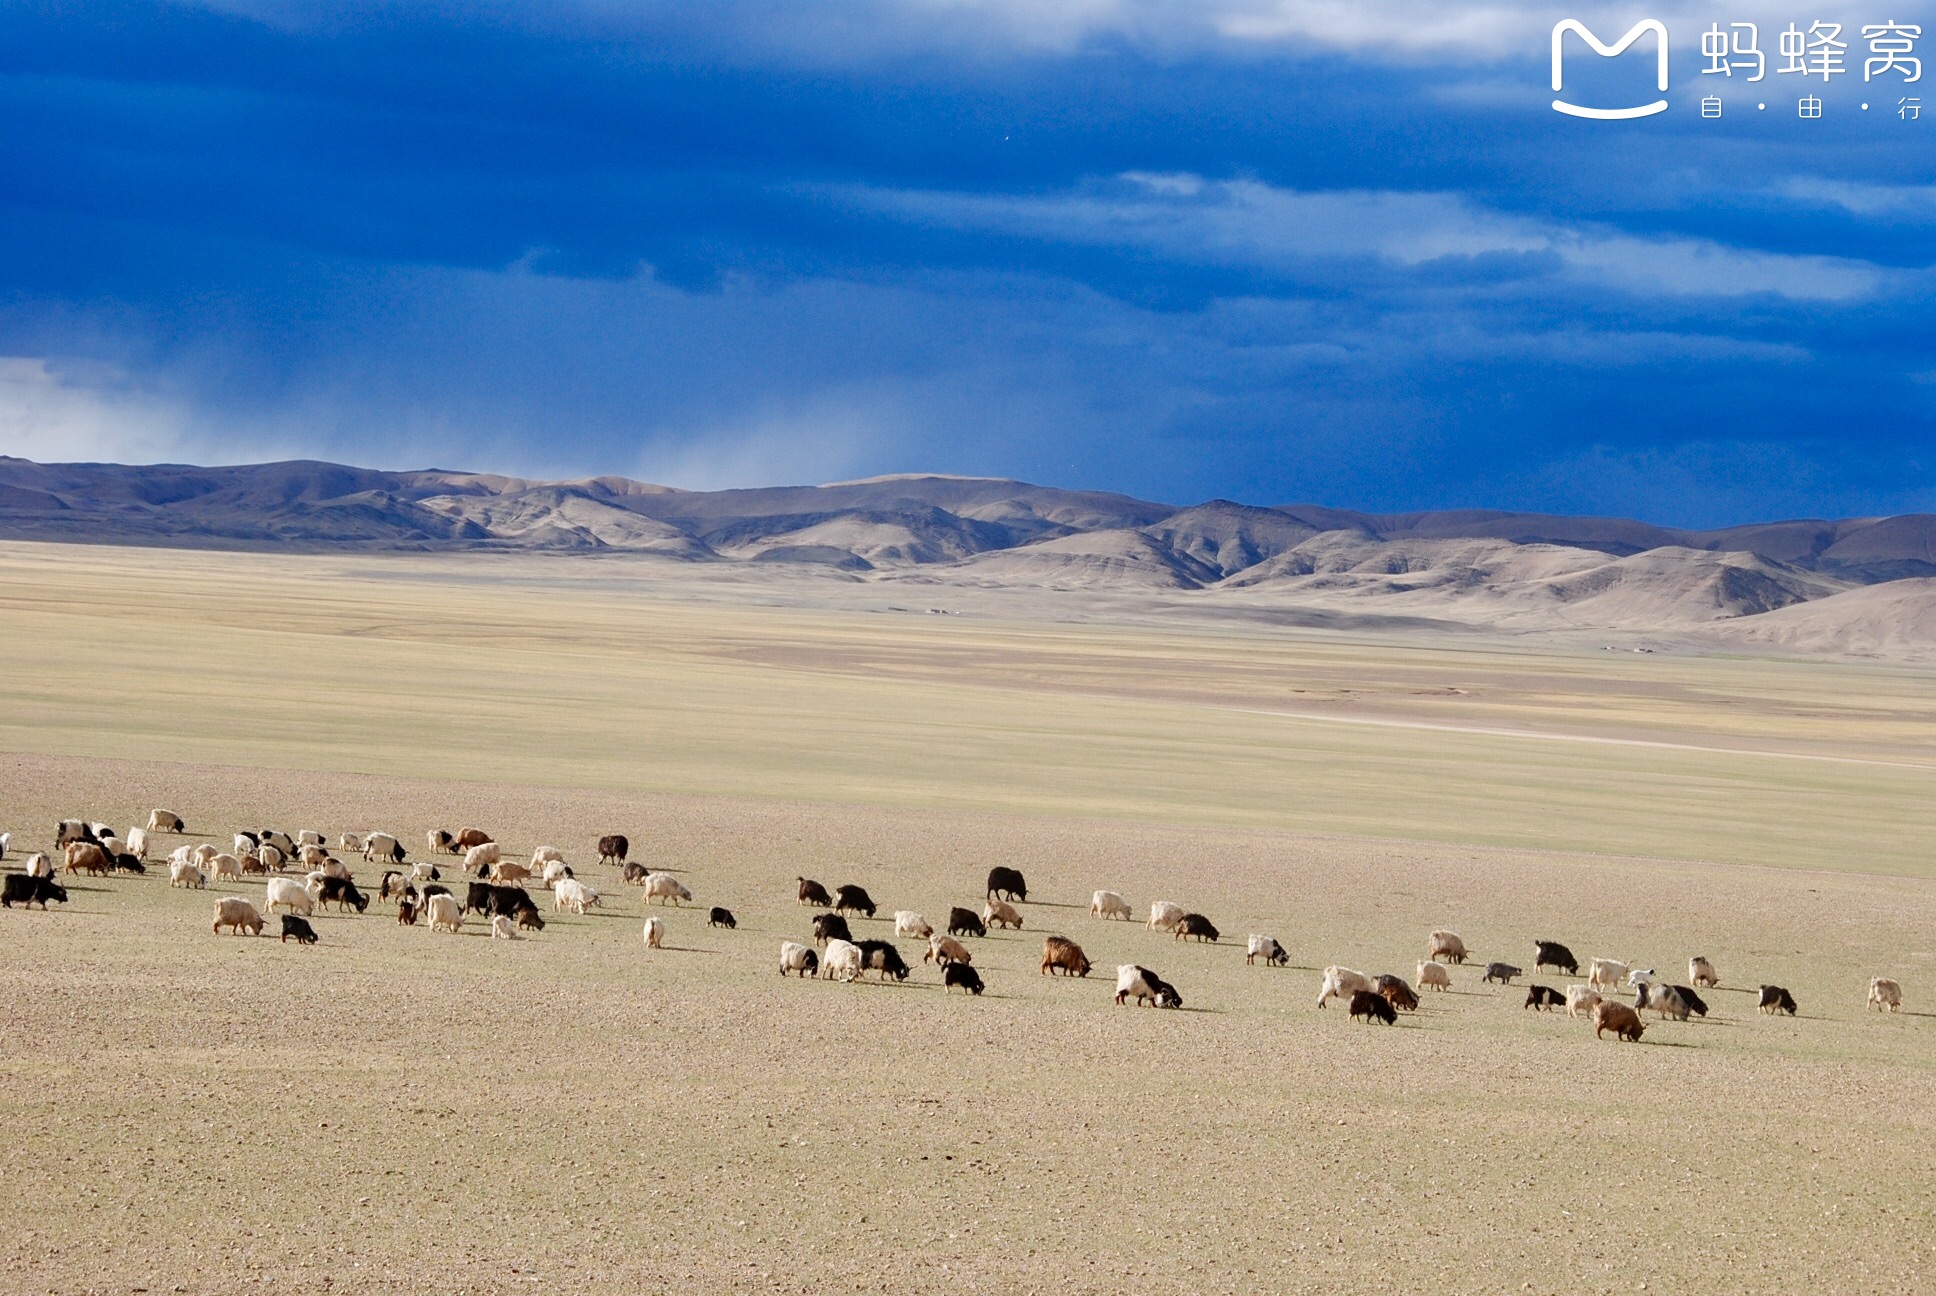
<box><xmin>2</xmin><ymin>455</ymin><xmax>1932</xmax><ymax>650</ymax></box>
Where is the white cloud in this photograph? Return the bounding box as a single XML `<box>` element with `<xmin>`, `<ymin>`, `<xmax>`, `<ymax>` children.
<box><xmin>845</xmin><ymin>172</ymin><xmax>1887</xmax><ymax>301</ymax></box>
<box><xmin>0</xmin><ymin>357</ymin><xmax>200</xmax><ymax>464</ymax></box>
<box><xmin>1777</xmin><ymin>177</ymin><xmax>1936</xmax><ymax>220</ymax></box>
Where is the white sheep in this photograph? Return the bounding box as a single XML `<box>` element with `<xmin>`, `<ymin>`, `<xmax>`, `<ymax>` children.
<box><xmin>24</xmin><ymin>851</ymin><xmax>54</xmax><ymax>879</ymax></box>
<box><xmin>1245</xmin><ymin>934</ymin><xmax>1288</xmax><ymax>966</ymax></box>
<box><xmin>1415</xmin><ymin>961</ymin><xmax>1451</xmax><ymax>991</ymax></box>
<box><xmin>169</xmin><ymin>858</ymin><xmax>206</xmax><ymax>889</ymax></box>
<box><xmin>125</xmin><ymin>827</ymin><xmax>150</xmax><ymax>860</ymax></box>
<box><xmin>1315</xmin><ymin>965</ymin><xmax>1373</xmax><ymax>1009</ymax></box>
<box><xmin>1146</xmin><ymin>900</ymin><xmax>1185</xmax><ymax>932</ymax></box>
<box><xmin>1565</xmin><ymin>985</ymin><xmax>1603</xmax><ymax>1019</ymax></box>
<box><xmin>541</xmin><ymin>859</ymin><xmax>573</xmax><ymax>890</ymax></box>
<box><xmin>208</xmin><ymin>853</ymin><xmax>245</xmax><ymax>883</ymax></box>
<box><xmin>1688</xmin><ymin>956</ymin><xmax>1720</xmax><ymax>988</ymax></box>
<box><xmin>296</xmin><ymin>830</ymin><xmax>325</xmax><ymax>848</ymax></box>
<box><xmin>530</xmin><ymin>845</ymin><xmax>565</xmax><ymax>868</ymax></box>
<box><xmin>778</xmin><ymin>941</ymin><xmax>819</xmax><ymax>977</ymax></box>
<box><xmin>553</xmin><ymin>878</ymin><xmax>599</xmax><ymax>914</ymax></box>
<box><xmin>1869</xmin><ymin>977</ymin><xmax>1903</xmax><ymax>1013</ymax></box>
<box><xmin>465</xmin><ymin>842</ymin><xmax>501</xmax><ymax>872</ymax></box>
<box><xmin>425</xmin><ymin>893</ymin><xmax>463</xmax><ymax>933</ymax></box>
<box><xmin>263</xmin><ymin>877</ymin><xmax>313</xmax><ymax>916</ymax></box>
<box><xmin>893</xmin><ymin>910</ymin><xmax>933</xmax><ymax>939</ymax></box>
<box><xmin>820</xmin><ymin>938</ymin><xmax>863</xmax><ymax>983</ymax></box>
<box><xmin>1587</xmin><ymin>958</ymin><xmax>1630</xmax><ymax>992</ymax></box>
<box><xmin>642</xmin><ymin>872</ymin><xmax>691</xmax><ymax>906</ymax></box>
<box><xmin>642</xmin><ymin>916</ymin><xmax>666</xmax><ymax>949</ymax></box>
<box><xmin>1090</xmin><ymin>890</ymin><xmax>1132</xmax><ymax>920</ymax></box>
<box><xmin>491</xmin><ymin>914</ymin><xmax>519</xmax><ymax>941</ymax></box>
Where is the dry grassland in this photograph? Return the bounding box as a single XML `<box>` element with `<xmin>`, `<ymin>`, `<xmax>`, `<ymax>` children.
<box><xmin>1</xmin><ymin>543</ymin><xmax>1933</xmax><ymax>1295</ymax></box>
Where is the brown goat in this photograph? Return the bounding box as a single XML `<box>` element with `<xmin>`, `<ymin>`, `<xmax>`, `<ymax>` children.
<box><xmin>1593</xmin><ymin>1000</ymin><xmax>1646</xmax><ymax>1042</ymax></box>
<box><xmin>1040</xmin><ymin>936</ymin><xmax>1093</xmax><ymax>978</ymax></box>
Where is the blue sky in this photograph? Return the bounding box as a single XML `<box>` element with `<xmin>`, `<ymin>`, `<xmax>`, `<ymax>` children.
<box><xmin>1</xmin><ymin>0</ymin><xmax>1931</xmax><ymax>523</ymax></box>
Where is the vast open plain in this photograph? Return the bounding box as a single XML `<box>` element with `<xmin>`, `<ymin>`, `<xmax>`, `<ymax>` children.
<box><xmin>3</xmin><ymin>540</ymin><xmax>1935</xmax><ymax>1295</ymax></box>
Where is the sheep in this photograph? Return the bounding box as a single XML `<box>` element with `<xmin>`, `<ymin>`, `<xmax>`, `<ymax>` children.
<box><xmin>169</xmin><ymin>858</ymin><xmax>207</xmax><ymax>889</ymax></box>
<box><xmin>643</xmin><ymin>873</ymin><xmax>692</xmax><ymax>907</ymax></box>
<box><xmin>211</xmin><ymin>896</ymin><xmax>263</xmax><ymax>936</ymax></box>
<box><xmin>55</xmin><ymin>820</ymin><xmax>96</xmax><ymax>848</ymax></box>
<box><xmin>1316</xmin><ymin>966</ymin><xmax>1374</xmax><ymax>1009</ymax></box>
<box><xmin>1688</xmin><ymin>956</ymin><xmax>1720</xmax><ymax>988</ymax></box>
<box><xmin>453</xmin><ymin>827</ymin><xmax>492</xmax><ymax>850</ymax></box>
<box><xmin>89</xmin><ymin>822</ymin><xmax>115</xmax><ymax>843</ymax></box>
<box><xmin>205</xmin><ymin>852</ymin><xmax>244</xmax><ymax>883</ymax></box>
<box><xmin>296</xmin><ymin>844</ymin><xmax>329</xmax><ymax>870</ymax></box>
<box><xmin>378</xmin><ymin>871</ymin><xmax>413</xmax><ymax>901</ymax></box>
<box><xmin>1090</xmin><ymin>890</ymin><xmax>1133</xmax><ymax>921</ymax></box>
<box><xmin>925</xmin><ymin>934</ymin><xmax>972</xmax><ymax>967</ymax></box>
<box><xmin>985</xmin><ymin>866</ymin><xmax>1027</xmax><ymax>903</ymax></box>
<box><xmin>1246</xmin><ymin>935</ymin><xmax>1289</xmax><ymax>967</ymax></box>
<box><xmin>642</xmin><ymin>916</ymin><xmax>666</xmax><ymax>949</ymax></box>
<box><xmin>1</xmin><ymin>876</ymin><xmax>66</xmax><ymax>908</ymax></box>
<box><xmin>296</xmin><ymin>830</ymin><xmax>324</xmax><ymax>848</ymax></box>
<box><xmin>23</xmin><ymin>850</ymin><xmax>55</xmax><ymax>879</ymax></box>
<box><xmin>258</xmin><ymin>830</ymin><xmax>296</xmax><ymax>856</ymax></box>
<box><xmin>820</xmin><ymin>938</ymin><xmax>863</xmax><ymax>983</ymax></box>
<box><xmin>1668</xmin><ymin>985</ymin><xmax>1709</xmax><ymax>1017</ymax></box>
<box><xmin>1114</xmin><ymin>964</ymin><xmax>1182</xmax><ymax>1008</ymax></box>
<box><xmin>1626</xmin><ymin>967</ymin><xmax>1657</xmax><ymax>990</ymax></box>
<box><xmin>338</xmin><ymin>833</ymin><xmax>366</xmax><ymax>853</ymax></box>
<box><xmin>125</xmin><ymin>827</ymin><xmax>150</xmax><ymax>861</ymax></box>
<box><xmin>488</xmin><ymin>914</ymin><xmax>518</xmax><ymax>940</ymax></box>
<box><xmin>362</xmin><ymin>833</ymin><xmax>404</xmax><ymax>864</ymax></box>
<box><xmin>1587</xmin><ymin>958</ymin><xmax>1630</xmax><ymax>992</ymax></box>
<box><xmin>489</xmin><ymin>860</ymin><xmax>534</xmax><ymax>886</ymax></box>
<box><xmin>318</xmin><ymin>854</ymin><xmax>352</xmax><ymax>880</ymax></box>
<box><xmin>190</xmin><ymin>843</ymin><xmax>218</xmax><ymax>865</ymax></box>
<box><xmin>796</xmin><ymin>877</ymin><xmax>832</xmax><ymax>907</ymax></box>
<box><xmin>1172</xmin><ymin>913</ymin><xmax>1219</xmax><ymax>943</ymax></box>
<box><xmin>944</xmin><ymin>963</ymin><xmax>985</xmax><ymax>995</ymax></box>
<box><xmin>832</xmin><ymin>884</ymin><xmax>877</xmax><ymax>918</ymax></box>
<box><xmin>1565</xmin><ymin>986</ymin><xmax>1603</xmax><ymax>1018</ymax></box>
<box><xmin>1593</xmin><ymin>1000</ymin><xmax>1646</xmax><ymax>1042</ymax></box>
<box><xmin>1040</xmin><ymin>936</ymin><xmax>1092</xmax><ymax>977</ymax></box>
<box><xmin>96</xmin><ymin>834</ymin><xmax>125</xmax><ymax>859</ymax></box>
<box><xmin>427</xmin><ymin>829</ymin><xmax>454</xmax><ymax>855</ymax></box>
<box><xmin>1415</xmin><ymin>961</ymin><xmax>1451</xmax><ymax>991</ymax></box>
<box><xmin>263</xmin><ymin>877</ymin><xmax>313</xmax><ymax>916</ymax></box>
<box><xmin>983</xmin><ymin>899</ymin><xmax>1024</xmax><ymax>931</ymax></box>
<box><xmin>530</xmin><ymin>845</ymin><xmax>565</xmax><ymax>868</ymax></box>
<box><xmin>1534</xmin><ymin>940</ymin><xmax>1578</xmax><ymax>975</ymax></box>
<box><xmin>411</xmin><ymin>861</ymin><xmax>440</xmax><ymax>882</ymax></box>
<box><xmin>63</xmin><ymin>843</ymin><xmax>112</xmax><ymax>876</ymax></box>
<box><xmin>779</xmin><ymin>941</ymin><xmax>820</xmax><ymax>977</ymax></box>
<box><xmin>396</xmin><ymin>896</ymin><xmax>419</xmax><ymax>926</ymax></box>
<box><xmin>1869</xmin><ymin>977</ymin><xmax>1903</xmax><ymax>1013</ymax></box>
<box><xmin>1377</xmin><ymin>976</ymin><xmax>1419</xmax><ymax>1012</ymax></box>
<box><xmin>147</xmin><ymin>810</ymin><xmax>185</xmax><ymax>834</ymax></box>
<box><xmin>1759</xmin><ymin>985</ymin><xmax>1798</xmax><ymax>1015</ymax></box>
<box><xmin>553</xmin><ymin>878</ymin><xmax>599</xmax><ymax>915</ymax></box>
<box><xmin>465</xmin><ymin>842</ymin><xmax>501</xmax><ymax>874</ymax></box>
<box><xmin>1524</xmin><ymin>985</ymin><xmax>1565</xmax><ymax>1011</ymax></box>
<box><xmin>1349</xmin><ymin>990</ymin><xmax>1397</xmax><ymax>1025</ymax></box>
<box><xmin>855</xmin><ymin>939</ymin><xmax>910</xmax><ymax>981</ymax></box>
<box><xmin>894</xmin><ymin>910</ymin><xmax>933</xmax><ymax>939</ymax></box>
<box><xmin>280</xmin><ymin>914</ymin><xmax>319</xmax><ymax>945</ymax></box>
<box><xmin>246</xmin><ymin>846</ymin><xmax>285</xmax><ymax>875</ymax></box>
<box><xmin>598</xmin><ymin>834</ymin><xmax>630</xmax><ymax>865</ymax></box>
<box><xmin>1481</xmin><ymin>962</ymin><xmax>1523</xmax><ymax>985</ymax></box>
<box><xmin>516</xmin><ymin>907</ymin><xmax>546</xmax><ymax>931</ymax></box>
<box><xmin>317</xmin><ymin>877</ymin><xmax>370</xmax><ymax>914</ymax></box>
<box><xmin>947</xmin><ymin>907</ymin><xmax>986</xmax><ymax>938</ymax></box>
<box><xmin>541</xmin><ymin>860</ymin><xmax>574</xmax><ymax>890</ymax></box>
<box><xmin>232</xmin><ymin>832</ymin><xmax>259</xmax><ymax>858</ymax></box>
<box><xmin>621</xmin><ymin>862</ymin><xmax>651</xmax><ymax>885</ymax></box>
<box><xmin>111</xmin><ymin>852</ymin><xmax>145</xmax><ymax>875</ymax></box>
<box><xmin>707</xmin><ymin>905</ymin><xmax>737</xmax><ymax>929</ymax></box>
<box><xmin>303</xmin><ymin>870</ymin><xmax>330</xmax><ymax>901</ymax></box>
<box><xmin>425</xmin><ymin>893</ymin><xmax>463</xmax><ymax>933</ymax></box>
<box><xmin>1426</xmin><ymin>930</ymin><xmax>1468</xmax><ymax>964</ymax></box>
<box><xmin>1146</xmin><ymin>900</ymin><xmax>1185</xmax><ymax>932</ymax></box>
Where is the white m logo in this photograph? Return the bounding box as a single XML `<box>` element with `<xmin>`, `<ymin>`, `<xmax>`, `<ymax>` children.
<box><xmin>1552</xmin><ymin>19</ymin><xmax>1670</xmax><ymax>119</ymax></box>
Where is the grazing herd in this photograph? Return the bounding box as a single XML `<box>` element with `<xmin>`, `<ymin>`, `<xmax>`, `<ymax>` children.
<box><xmin>3</xmin><ymin>810</ymin><xmax>1918</xmax><ymax>1041</ymax></box>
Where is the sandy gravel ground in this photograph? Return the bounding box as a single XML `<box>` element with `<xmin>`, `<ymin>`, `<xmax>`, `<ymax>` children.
<box><xmin>3</xmin><ymin>753</ymin><xmax>1933</xmax><ymax>1296</ymax></box>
